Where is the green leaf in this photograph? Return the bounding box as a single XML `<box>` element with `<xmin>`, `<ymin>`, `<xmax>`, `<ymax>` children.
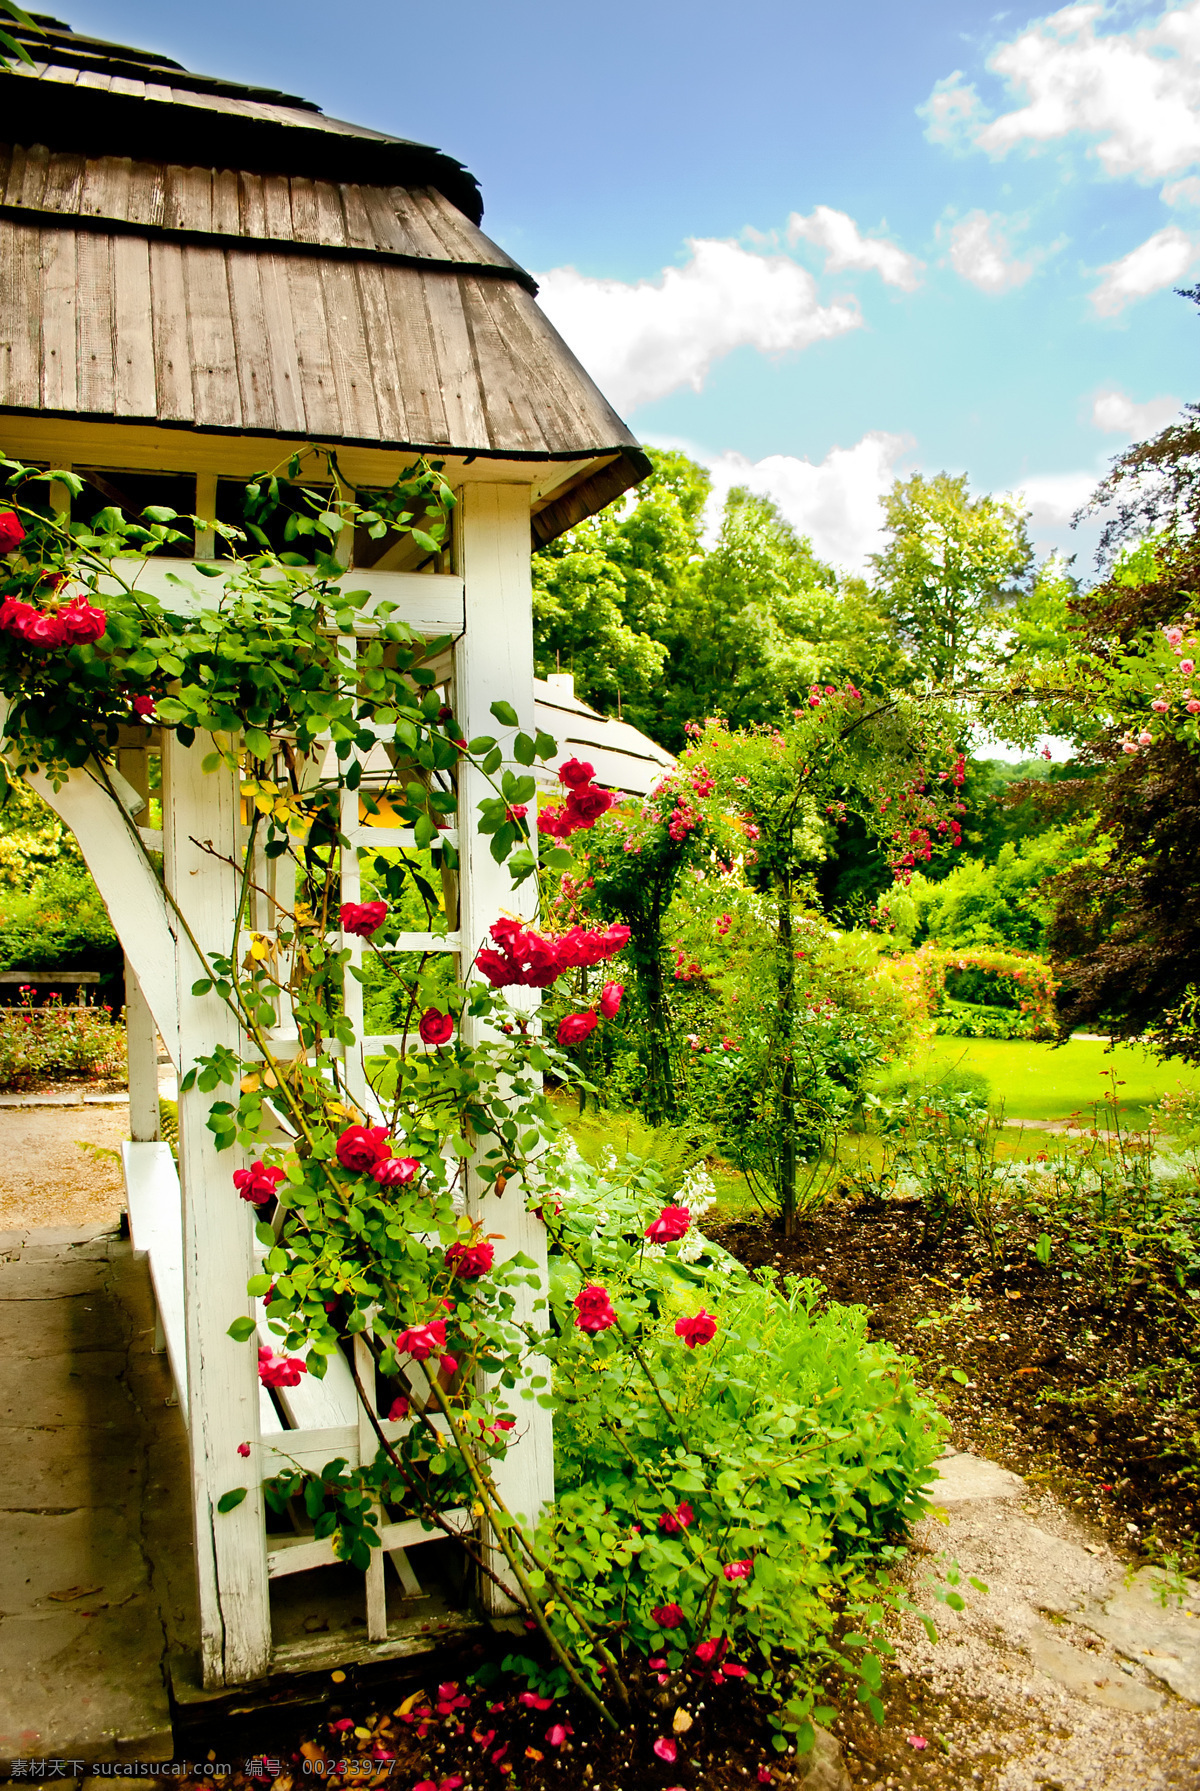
<box><xmin>191</xmin><ymin>978</ymin><xmax>213</xmax><ymax>997</ymax></box>
<box><xmin>490</xmin><ymin>700</ymin><xmax>519</xmax><ymax>728</ymax></box>
<box><xmin>512</xmin><ymin>731</ymin><xmax>536</xmax><ymax>767</ymax></box>
<box><xmin>217</xmin><ymin>1487</ymin><xmax>248</xmax><ymax>1514</ymax></box>
<box><xmin>227</xmin><ymin>1316</ymin><xmax>256</xmax><ymax>1342</ymax></box>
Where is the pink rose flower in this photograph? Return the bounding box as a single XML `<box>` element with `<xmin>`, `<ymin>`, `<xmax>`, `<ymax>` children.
<box><xmin>445</xmin><ymin>1240</ymin><xmax>495</xmax><ymax>1278</ymax></box>
<box><xmin>232</xmin><ymin>1160</ymin><xmax>285</xmax><ymax>1205</ymax></box>
<box><xmin>573</xmin><ymin>1283</ymin><xmax>617</xmax><ymax>1333</ymax></box>
<box><xmin>418</xmin><ymin>1007</ymin><xmax>454</xmax><ymax>1046</ymax></box>
<box><xmin>257</xmin><ymin>1346</ymin><xmax>307</xmax><ymax>1388</ymax></box>
<box><xmin>394</xmin><ymin>1320</ymin><xmax>447</xmax><ymax>1361</ymax></box>
<box><xmin>373</xmin><ymin>1155</ymin><xmax>420</xmax><ymax>1188</ymax></box>
<box><xmin>599</xmin><ymin>980</ymin><xmax>624</xmax><ymax>1018</ymax></box>
<box><xmin>723</xmin><ymin>1559</ymin><xmax>753</xmax><ymax>1581</ymax></box>
<box><xmin>674</xmin><ymin>1309</ymin><xmax>717</xmax><ymax>1348</ymax></box>
<box><xmin>646</xmin><ymin>1205</ymin><xmax>690</xmax><ymax>1243</ymax></box>
<box><xmin>339</xmin><ymin>900</ymin><xmax>387</xmax><ymax>937</ymax></box>
<box><xmin>658</xmin><ymin>1502</ymin><xmax>694</xmax><ymax>1534</ymax></box>
<box><xmin>651</xmin><ymin>1602</ymin><xmax>685</xmax><ymax>1627</ymax></box>
<box><xmin>557</xmin><ymin>757</ymin><xmax>595</xmax><ymax>788</ymax></box>
<box><xmin>335</xmin><ymin>1124</ymin><xmax>391</xmax><ymax>1173</ymax></box>
<box><xmin>557</xmin><ymin>1011</ymin><xmax>599</xmax><ymax>1046</ymax></box>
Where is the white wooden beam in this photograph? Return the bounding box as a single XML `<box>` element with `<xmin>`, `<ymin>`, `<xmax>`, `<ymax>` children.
<box><xmin>25</xmin><ymin>764</ymin><xmax>180</xmax><ymax>1066</ymax></box>
<box><xmin>94</xmin><ymin>560</ymin><xmax>465</xmax><ymax>639</ymax></box>
<box><xmin>453</xmin><ymin>482</ymin><xmax>555</xmax><ymax>1610</ymax></box>
<box><xmin>163</xmin><ymin>731</ymin><xmax>272</xmax><ymax>1688</ymax></box>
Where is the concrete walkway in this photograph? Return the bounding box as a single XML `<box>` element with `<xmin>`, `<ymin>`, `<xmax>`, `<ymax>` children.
<box><xmin>0</xmin><ymin>1220</ymin><xmax>196</xmax><ymax>1760</ymax></box>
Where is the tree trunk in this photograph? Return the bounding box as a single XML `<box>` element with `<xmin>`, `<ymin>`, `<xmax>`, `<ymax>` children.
<box><xmin>777</xmin><ymin>872</ymin><xmax>797</xmax><ymax>1236</ymax></box>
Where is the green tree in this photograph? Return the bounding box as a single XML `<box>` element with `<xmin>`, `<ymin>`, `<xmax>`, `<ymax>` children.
<box><xmin>534</xmin><ymin>451</ymin><xmax>902</xmax><ymax>751</ymax></box>
<box><xmin>531</xmin><ymin>449</ymin><xmax>706</xmax><ymax>720</ymax></box>
<box><xmin>871</xmin><ymin>472</ymin><xmax>1033</xmax><ymax>685</ymax></box>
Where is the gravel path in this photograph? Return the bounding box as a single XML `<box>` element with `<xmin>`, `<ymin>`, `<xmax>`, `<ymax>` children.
<box><xmin>0</xmin><ymin>1104</ymin><xmax>129</xmax><ymax>1232</ymax></box>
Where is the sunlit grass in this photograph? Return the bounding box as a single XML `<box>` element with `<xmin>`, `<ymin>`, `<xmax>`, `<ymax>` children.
<box><xmin>912</xmin><ymin>1036</ymin><xmax>1200</xmax><ymax>1126</ymax></box>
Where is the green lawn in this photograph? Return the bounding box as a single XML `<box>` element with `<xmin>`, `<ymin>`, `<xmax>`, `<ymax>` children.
<box><xmin>916</xmin><ymin>1035</ymin><xmax>1200</xmax><ymax>1125</ymax></box>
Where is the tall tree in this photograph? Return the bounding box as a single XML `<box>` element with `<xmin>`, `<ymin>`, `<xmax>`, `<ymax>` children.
<box><xmin>531</xmin><ymin>449</ymin><xmax>706</xmax><ymax>721</ymax></box>
<box><xmin>871</xmin><ymin>472</ymin><xmax>1033</xmax><ymax>686</ymax></box>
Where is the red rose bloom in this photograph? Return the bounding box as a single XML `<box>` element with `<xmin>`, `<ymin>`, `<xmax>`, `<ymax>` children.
<box><xmin>394</xmin><ymin>1320</ymin><xmax>447</xmax><ymax>1361</ymax></box>
<box><xmin>335</xmin><ymin>1124</ymin><xmax>391</xmax><ymax>1173</ymax></box>
<box><xmin>651</xmin><ymin>1603</ymin><xmax>685</xmax><ymax>1628</ymax></box>
<box><xmin>564</xmin><ymin>782</ymin><xmax>614</xmax><ymax>828</ymax></box>
<box><xmin>723</xmin><ymin>1559</ymin><xmax>753</xmax><ymax>1581</ymax></box>
<box><xmin>232</xmin><ymin>1160</ymin><xmax>285</xmax><ymax>1205</ymax></box>
<box><xmin>56</xmin><ymin>596</ymin><xmax>106</xmax><ymax>644</ymax></box>
<box><xmin>646</xmin><ymin>1205</ymin><xmax>690</xmax><ymax>1243</ymax></box>
<box><xmin>537</xmin><ymin>805</ymin><xmax>579</xmax><ymax>839</ymax></box>
<box><xmin>674</xmin><ymin>1309</ymin><xmax>718</xmax><ymax>1349</ymax></box>
<box><xmin>694</xmin><ymin>1637</ymin><xmax>726</xmax><ymax>1665</ymax></box>
<box><xmin>599</xmin><ymin>980</ymin><xmax>624</xmax><ymax>1018</ymax></box>
<box><xmin>557</xmin><ymin>757</ymin><xmax>595</xmax><ymax>788</ymax></box>
<box><xmin>258</xmin><ymin>1346</ymin><xmax>307</xmax><ymax>1388</ymax></box>
<box><xmin>554</xmin><ymin>924</ymin><xmax>630</xmax><ymax>968</ymax></box>
<box><xmin>557</xmin><ymin>1011</ymin><xmax>598</xmax><ymax>1046</ymax></box>
<box><xmin>373</xmin><ymin>1155</ymin><xmax>419</xmax><ymax>1187</ymax></box>
<box><xmin>340</xmin><ymin>900</ymin><xmax>387</xmax><ymax>937</ymax></box>
<box><xmin>0</xmin><ymin>511</ymin><xmax>25</xmax><ymax>553</ymax></box>
<box><xmin>445</xmin><ymin>1240</ymin><xmax>495</xmax><ymax>1278</ymax></box>
<box><xmin>573</xmin><ymin>1283</ymin><xmax>617</xmax><ymax>1334</ymax></box>
<box><xmin>658</xmin><ymin>1502</ymin><xmax>694</xmax><ymax>1534</ymax></box>
<box><xmin>418</xmin><ymin>1007</ymin><xmax>454</xmax><ymax>1046</ymax></box>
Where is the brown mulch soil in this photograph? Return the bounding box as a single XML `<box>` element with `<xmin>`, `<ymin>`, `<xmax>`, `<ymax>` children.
<box><xmin>710</xmin><ymin>1197</ymin><xmax>1200</xmax><ymax>1561</ymax></box>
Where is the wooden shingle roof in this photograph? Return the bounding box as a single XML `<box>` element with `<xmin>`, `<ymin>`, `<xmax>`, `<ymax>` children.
<box><xmin>0</xmin><ymin>17</ymin><xmax>650</xmax><ymax>538</ymax></box>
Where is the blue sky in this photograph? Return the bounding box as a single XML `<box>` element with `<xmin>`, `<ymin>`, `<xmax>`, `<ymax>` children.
<box><xmin>54</xmin><ymin>1</ymin><xmax>1200</xmax><ymax>572</ymax></box>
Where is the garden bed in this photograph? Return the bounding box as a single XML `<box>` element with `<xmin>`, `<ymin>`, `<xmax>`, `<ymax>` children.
<box><xmin>710</xmin><ymin>1200</ymin><xmax>1199</xmax><ymax>1562</ymax></box>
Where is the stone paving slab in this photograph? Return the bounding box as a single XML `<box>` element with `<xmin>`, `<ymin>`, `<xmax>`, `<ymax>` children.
<box><xmin>0</xmin><ymin>1227</ymin><xmax>190</xmax><ymax>1759</ymax></box>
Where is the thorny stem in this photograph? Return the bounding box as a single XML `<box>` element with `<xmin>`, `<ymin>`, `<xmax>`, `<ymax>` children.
<box><xmin>423</xmin><ymin>1377</ymin><xmax>620</xmax><ymax>1728</ymax></box>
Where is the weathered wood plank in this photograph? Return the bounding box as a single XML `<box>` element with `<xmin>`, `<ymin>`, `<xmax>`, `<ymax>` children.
<box><xmin>112</xmin><ymin>233</ymin><xmax>157</xmax><ymax>417</ymax></box>
<box><xmin>238</xmin><ymin>171</ymin><xmax>268</xmax><ymax>240</ymax></box>
<box><xmin>226</xmin><ymin>250</ymin><xmax>280</xmax><ymax>434</ymax></box>
<box><xmin>421</xmin><ymin>269</ymin><xmax>489</xmax><ymax>449</ymax></box>
<box><xmin>255</xmin><ymin>252</ymin><xmax>307</xmax><ymax>436</ymax></box>
<box><xmin>211</xmin><ymin>167</ymin><xmax>242</xmax><ymax>238</ymax></box>
<box><xmin>147</xmin><ymin>238</ymin><xmax>192</xmax><ymax>421</ymax></box>
<box><xmin>10</xmin><ymin>140</ymin><xmax>49</xmax><ymax>209</ymax></box>
<box><xmin>321</xmin><ymin>259</ymin><xmax>380</xmax><ymax>442</ymax></box>
<box><xmin>39</xmin><ymin>225</ymin><xmax>78</xmax><ymax>413</ymax></box>
<box><xmin>288</xmin><ymin>175</ymin><xmax>320</xmax><ymax>244</ymax></box>
<box><xmin>352</xmin><ymin>258</ymin><xmax>408</xmax><ymax>441</ymax></box>
<box><xmin>41</xmin><ymin>150</ymin><xmax>87</xmax><ymax>218</ymax></box>
<box><xmin>459</xmin><ymin>274</ymin><xmax>550</xmax><ymax>454</ymax></box>
<box><xmin>286</xmin><ymin>256</ymin><xmax>341</xmax><ymax>438</ymax></box>
<box><xmin>183</xmin><ymin>244</ymin><xmax>241</xmax><ymax>430</ymax></box>
<box><xmin>74</xmin><ymin>229</ymin><xmax>117</xmax><ymax>416</ymax></box>
<box><xmin>380</xmin><ymin>265</ymin><xmax>450</xmax><ymax>446</ymax></box>
<box><xmin>0</xmin><ymin>219</ymin><xmax>43</xmax><ymax>408</ymax></box>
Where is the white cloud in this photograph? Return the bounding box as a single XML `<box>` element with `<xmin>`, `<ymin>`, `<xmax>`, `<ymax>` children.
<box><xmin>1014</xmin><ymin>469</ymin><xmax>1098</xmax><ymax>531</ymax></box>
<box><xmin>1163</xmin><ymin>173</ymin><xmax>1200</xmax><ymax>206</ymax></box>
<box><xmin>919</xmin><ymin>71</ymin><xmax>986</xmax><ymax>149</ymax></box>
<box><xmin>654</xmin><ymin>431</ymin><xmax>911</xmax><ymax>573</ymax></box>
<box><xmin>1091</xmin><ymin>387</ymin><xmax>1183</xmax><ymax>435</ymax></box>
<box><xmin>1091</xmin><ymin>223</ymin><xmax>1198</xmax><ymax>313</ymax></box>
<box><xmin>946</xmin><ymin>210</ymin><xmax>1037</xmax><ymax>292</ymax></box>
<box><xmin>924</xmin><ymin>1</ymin><xmax>1200</xmax><ymax>182</ymax></box>
<box><xmin>534</xmin><ymin>238</ymin><xmax>860</xmax><ymax>413</ymax></box>
<box><xmin>785</xmin><ymin>206</ymin><xmax>923</xmax><ymax>290</ymax></box>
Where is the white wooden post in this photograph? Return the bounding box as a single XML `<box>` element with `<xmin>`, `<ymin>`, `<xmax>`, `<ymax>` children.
<box><xmin>454</xmin><ymin>483</ymin><xmax>555</xmax><ymax>1606</ymax></box>
<box><xmin>162</xmin><ymin>731</ymin><xmax>272</xmax><ymax>1686</ymax></box>
<box><xmin>116</xmin><ymin>744</ymin><xmax>159</xmax><ymax>1142</ymax></box>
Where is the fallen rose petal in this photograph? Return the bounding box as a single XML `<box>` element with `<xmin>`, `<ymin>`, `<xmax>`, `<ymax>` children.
<box><xmin>906</xmin><ymin>1735</ymin><xmax>928</xmax><ymax>1750</ymax></box>
<box><xmin>653</xmin><ymin>1737</ymin><xmax>678</xmax><ymax>1763</ymax></box>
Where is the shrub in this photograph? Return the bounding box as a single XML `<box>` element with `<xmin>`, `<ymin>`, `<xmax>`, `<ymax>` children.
<box><xmin>0</xmin><ymin>993</ymin><xmax>126</xmax><ymax>1087</ymax></box>
<box><xmin>896</xmin><ymin>944</ymin><xmax>1057</xmax><ymax>1040</ymax></box>
<box><xmin>0</xmin><ymin>861</ymin><xmax>122</xmax><ymax>1002</ymax></box>
<box><xmin>530</xmin><ymin>1143</ymin><xmax>947</xmax><ymax>1737</ymax></box>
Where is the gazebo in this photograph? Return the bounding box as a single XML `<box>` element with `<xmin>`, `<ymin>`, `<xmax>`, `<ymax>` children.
<box><xmin>0</xmin><ymin>15</ymin><xmax>648</xmax><ymax>1689</ymax></box>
